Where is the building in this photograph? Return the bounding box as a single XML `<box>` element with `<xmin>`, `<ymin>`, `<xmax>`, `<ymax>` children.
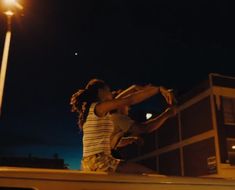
<box><xmin>0</xmin><ymin>155</ymin><xmax>67</xmax><ymax>169</ymax></box>
<box><xmin>131</xmin><ymin>73</ymin><xmax>235</xmax><ymax>178</ymax></box>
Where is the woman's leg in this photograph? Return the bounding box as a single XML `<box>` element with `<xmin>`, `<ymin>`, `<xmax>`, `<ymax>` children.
<box><xmin>116</xmin><ymin>161</ymin><xmax>155</xmax><ymax>174</ymax></box>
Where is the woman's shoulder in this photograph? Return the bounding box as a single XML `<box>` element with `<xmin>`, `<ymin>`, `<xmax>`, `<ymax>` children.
<box><xmin>88</xmin><ymin>102</ymin><xmax>98</xmax><ymax>113</ymax></box>
<box><xmin>90</xmin><ymin>102</ymin><xmax>98</xmax><ymax>109</ymax></box>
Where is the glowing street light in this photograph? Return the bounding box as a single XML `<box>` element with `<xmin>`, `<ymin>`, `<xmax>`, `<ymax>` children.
<box><xmin>0</xmin><ymin>0</ymin><xmax>23</xmax><ymax>115</ymax></box>
<box><xmin>4</xmin><ymin>0</ymin><xmax>15</xmax><ymax>5</ymax></box>
<box><xmin>3</xmin><ymin>0</ymin><xmax>23</xmax><ymax>10</ymax></box>
<box><xmin>4</xmin><ymin>10</ymin><xmax>14</xmax><ymax>16</ymax></box>
<box><xmin>146</xmin><ymin>113</ymin><xmax>153</xmax><ymax>120</ymax></box>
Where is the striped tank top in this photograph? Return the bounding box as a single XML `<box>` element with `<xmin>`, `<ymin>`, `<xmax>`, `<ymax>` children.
<box><xmin>82</xmin><ymin>103</ymin><xmax>114</xmax><ymax>157</ymax></box>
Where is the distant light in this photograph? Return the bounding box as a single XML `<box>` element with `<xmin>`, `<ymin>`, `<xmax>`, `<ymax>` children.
<box><xmin>146</xmin><ymin>113</ymin><xmax>153</xmax><ymax>120</ymax></box>
<box><xmin>75</xmin><ymin>52</ymin><xmax>78</xmax><ymax>56</ymax></box>
<box><xmin>232</xmin><ymin>146</ymin><xmax>235</xmax><ymax>150</ymax></box>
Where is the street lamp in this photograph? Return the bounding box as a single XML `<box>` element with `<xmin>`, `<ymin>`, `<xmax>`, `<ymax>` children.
<box><xmin>0</xmin><ymin>0</ymin><xmax>23</xmax><ymax>115</ymax></box>
<box><xmin>146</xmin><ymin>113</ymin><xmax>153</xmax><ymax>120</ymax></box>
<box><xmin>3</xmin><ymin>0</ymin><xmax>23</xmax><ymax>10</ymax></box>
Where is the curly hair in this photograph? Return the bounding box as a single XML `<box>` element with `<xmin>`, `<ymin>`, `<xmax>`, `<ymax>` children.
<box><xmin>70</xmin><ymin>79</ymin><xmax>107</xmax><ymax>129</ymax></box>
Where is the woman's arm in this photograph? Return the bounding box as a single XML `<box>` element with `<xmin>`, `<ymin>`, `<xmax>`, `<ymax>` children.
<box><xmin>115</xmin><ymin>85</ymin><xmax>147</xmax><ymax>99</ymax></box>
<box><xmin>95</xmin><ymin>86</ymin><xmax>160</xmax><ymax>117</ymax></box>
<box><xmin>115</xmin><ymin>85</ymin><xmax>176</xmax><ymax>105</ymax></box>
<box><xmin>128</xmin><ymin>107</ymin><xmax>178</xmax><ymax>135</ymax></box>
<box><xmin>160</xmin><ymin>87</ymin><xmax>177</xmax><ymax>106</ymax></box>
<box><xmin>144</xmin><ymin>107</ymin><xmax>178</xmax><ymax>133</ymax></box>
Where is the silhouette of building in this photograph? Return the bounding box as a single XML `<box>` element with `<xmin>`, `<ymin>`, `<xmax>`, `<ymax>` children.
<box><xmin>0</xmin><ymin>154</ymin><xmax>67</xmax><ymax>169</ymax></box>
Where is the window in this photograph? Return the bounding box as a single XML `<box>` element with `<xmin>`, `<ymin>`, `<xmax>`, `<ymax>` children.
<box><xmin>222</xmin><ymin>97</ymin><xmax>235</xmax><ymax>125</ymax></box>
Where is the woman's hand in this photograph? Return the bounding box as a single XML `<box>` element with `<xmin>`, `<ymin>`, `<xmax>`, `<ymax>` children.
<box><xmin>165</xmin><ymin>106</ymin><xmax>178</xmax><ymax>118</ymax></box>
<box><xmin>160</xmin><ymin>86</ymin><xmax>176</xmax><ymax>105</ymax></box>
<box><xmin>114</xmin><ymin>84</ymin><xmax>152</xmax><ymax>99</ymax></box>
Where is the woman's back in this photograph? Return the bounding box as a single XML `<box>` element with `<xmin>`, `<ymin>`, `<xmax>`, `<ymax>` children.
<box><xmin>83</xmin><ymin>103</ymin><xmax>114</xmax><ymax>157</ymax></box>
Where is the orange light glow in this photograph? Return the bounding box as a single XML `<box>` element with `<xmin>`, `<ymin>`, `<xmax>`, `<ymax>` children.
<box><xmin>4</xmin><ymin>10</ymin><xmax>14</xmax><ymax>16</ymax></box>
<box><xmin>4</xmin><ymin>0</ymin><xmax>16</xmax><ymax>5</ymax></box>
<box><xmin>3</xmin><ymin>0</ymin><xmax>23</xmax><ymax>10</ymax></box>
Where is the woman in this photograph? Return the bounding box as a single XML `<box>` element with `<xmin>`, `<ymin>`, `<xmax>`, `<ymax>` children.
<box><xmin>70</xmin><ymin>79</ymin><xmax>173</xmax><ymax>174</ymax></box>
<box><xmin>110</xmin><ymin>85</ymin><xmax>177</xmax><ymax>150</ymax></box>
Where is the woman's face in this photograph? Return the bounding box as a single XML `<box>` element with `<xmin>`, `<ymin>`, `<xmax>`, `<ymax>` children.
<box><xmin>98</xmin><ymin>86</ymin><xmax>113</xmax><ymax>101</ymax></box>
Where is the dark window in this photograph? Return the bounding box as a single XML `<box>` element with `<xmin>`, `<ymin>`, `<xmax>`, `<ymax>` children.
<box><xmin>183</xmin><ymin>138</ymin><xmax>216</xmax><ymax>176</ymax></box>
<box><xmin>159</xmin><ymin>149</ymin><xmax>181</xmax><ymax>176</ymax></box>
<box><xmin>157</xmin><ymin>116</ymin><xmax>179</xmax><ymax>148</ymax></box>
<box><xmin>181</xmin><ymin>97</ymin><xmax>213</xmax><ymax>139</ymax></box>
<box><xmin>222</xmin><ymin>97</ymin><xmax>235</xmax><ymax>125</ymax></box>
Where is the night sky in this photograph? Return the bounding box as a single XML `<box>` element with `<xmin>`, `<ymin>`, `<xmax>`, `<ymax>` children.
<box><xmin>0</xmin><ymin>0</ymin><xmax>234</xmax><ymax>169</ymax></box>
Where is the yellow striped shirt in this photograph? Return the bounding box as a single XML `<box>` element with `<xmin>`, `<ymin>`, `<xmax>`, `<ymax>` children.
<box><xmin>83</xmin><ymin>103</ymin><xmax>114</xmax><ymax>157</ymax></box>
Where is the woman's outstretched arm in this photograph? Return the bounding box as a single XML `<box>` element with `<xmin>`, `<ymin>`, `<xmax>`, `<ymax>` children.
<box><xmin>95</xmin><ymin>85</ymin><xmax>161</xmax><ymax>117</ymax></box>
<box><xmin>128</xmin><ymin>106</ymin><xmax>177</xmax><ymax>135</ymax></box>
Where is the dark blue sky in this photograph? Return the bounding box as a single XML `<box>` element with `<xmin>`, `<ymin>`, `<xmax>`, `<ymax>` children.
<box><xmin>0</xmin><ymin>0</ymin><xmax>234</xmax><ymax>169</ymax></box>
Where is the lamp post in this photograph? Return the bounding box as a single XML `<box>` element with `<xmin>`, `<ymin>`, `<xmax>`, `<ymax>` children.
<box><xmin>0</xmin><ymin>0</ymin><xmax>23</xmax><ymax>115</ymax></box>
